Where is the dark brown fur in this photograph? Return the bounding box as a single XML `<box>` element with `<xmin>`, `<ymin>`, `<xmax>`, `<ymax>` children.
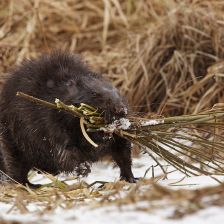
<box><xmin>0</xmin><ymin>51</ymin><xmax>136</xmax><ymax>186</ymax></box>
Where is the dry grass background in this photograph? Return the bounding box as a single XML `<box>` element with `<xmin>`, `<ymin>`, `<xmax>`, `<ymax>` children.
<box><xmin>1</xmin><ymin>0</ymin><xmax>224</xmax><ymax>220</ymax></box>
<box><xmin>1</xmin><ymin>0</ymin><xmax>224</xmax><ymax>116</ymax></box>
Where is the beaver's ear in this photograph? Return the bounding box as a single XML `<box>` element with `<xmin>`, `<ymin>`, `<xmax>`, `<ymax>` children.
<box><xmin>73</xmin><ymin>78</ymin><xmax>83</xmax><ymax>88</ymax></box>
<box><xmin>90</xmin><ymin>72</ymin><xmax>104</xmax><ymax>80</ymax></box>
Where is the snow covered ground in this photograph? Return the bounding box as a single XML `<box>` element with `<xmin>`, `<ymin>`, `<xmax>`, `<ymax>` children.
<box><xmin>0</xmin><ymin>155</ymin><xmax>224</xmax><ymax>224</ymax></box>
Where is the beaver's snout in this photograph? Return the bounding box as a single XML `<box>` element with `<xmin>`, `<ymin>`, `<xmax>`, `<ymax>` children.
<box><xmin>103</xmin><ymin>105</ymin><xmax>128</xmax><ymax>124</ymax></box>
<box><xmin>114</xmin><ymin>106</ymin><xmax>127</xmax><ymax>117</ymax></box>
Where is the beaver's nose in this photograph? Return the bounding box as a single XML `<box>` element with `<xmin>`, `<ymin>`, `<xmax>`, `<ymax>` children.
<box><xmin>114</xmin><ymin>106</ymin><xmax>127</xmax><ymax>117</ymax></box>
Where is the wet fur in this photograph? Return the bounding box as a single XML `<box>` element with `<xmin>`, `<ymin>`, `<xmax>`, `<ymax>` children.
<box><xmin>0</xmin><ymin>51</ymin><xmax>135</xmax><ymax>186</ymax></box>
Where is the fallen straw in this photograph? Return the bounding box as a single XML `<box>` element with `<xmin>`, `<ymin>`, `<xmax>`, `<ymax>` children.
<box><xmin>17</xmin><ymin>91</ymin><xmax>224</xmax><ymax>178</ymax></box>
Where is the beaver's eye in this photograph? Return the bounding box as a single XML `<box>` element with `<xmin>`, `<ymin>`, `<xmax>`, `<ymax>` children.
<box><xmin>92</xmin><ymin>92</ymin><xmax>98</xmax><ymax>97</ymax></box>
<box><xmin>65</xmin><ymin>80</ymin><xmax>75</xmax><ymax>87</ymax></box>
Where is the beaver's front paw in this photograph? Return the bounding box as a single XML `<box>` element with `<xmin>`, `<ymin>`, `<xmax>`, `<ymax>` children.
<box><xmin>74</xmin><ymin>162</ymin><xmax>91</xmax><ymax>177</ymax></box>
<box><xmin>120</xmin><ymin>175</ymin><xmax>139</xmax><ymax>183</ymax></box>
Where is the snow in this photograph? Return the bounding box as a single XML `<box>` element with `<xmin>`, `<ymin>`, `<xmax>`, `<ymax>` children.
<box><xmin>118</xmin><ymin>118</ymin><xmax>131</xmax><ymax>130</ymax></box>
<box><xmin>101</xmin><ymin>118</ymin><xmax>131</xmax><ymax>133</ymax></box>
<box><xmin>0</xmin><ymin>155</ymin><xmax>224</xmax><ymax>223</ymax></box>
<box><xmin>140</xmin><ymin>119</ymin><xmax>164</xmax><ymax>126</ymax></box>
<box><xmin>1</xmin><ymin>199</ymin><xmax>223</xmax><ymax>224</ymax></box>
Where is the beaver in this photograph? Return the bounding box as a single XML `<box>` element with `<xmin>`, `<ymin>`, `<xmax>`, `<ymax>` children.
<box><xmin>0</xmin><ymin>51</ymin><xmax>136</xmax><ymax>187</ymax></box>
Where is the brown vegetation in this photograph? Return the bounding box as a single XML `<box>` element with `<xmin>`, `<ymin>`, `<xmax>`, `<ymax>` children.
<box><xmin>1</xmin><ymin>0</ymin><xmax>224</xmax><ymax>115</ymax></box>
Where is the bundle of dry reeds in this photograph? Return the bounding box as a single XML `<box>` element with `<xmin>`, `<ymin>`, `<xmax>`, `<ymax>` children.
<box><xmin>17</xmin><ymin>91</ymin><xmax>224</xmax><ymax>179</ymax></box>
